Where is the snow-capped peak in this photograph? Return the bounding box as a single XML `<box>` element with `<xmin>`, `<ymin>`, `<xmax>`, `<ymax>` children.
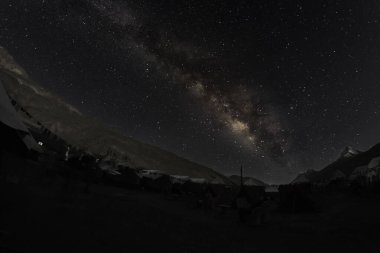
<box><xmin>340</xmin><ymin>146</ymin><xmax>360</xmax><ymax>158</ymax></box>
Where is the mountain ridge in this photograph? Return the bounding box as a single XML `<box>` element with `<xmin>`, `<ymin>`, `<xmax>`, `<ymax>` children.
<box><xmin>229</xmin><ymin>175</ymin><xmax>268</xmax><ymax>186</ymax></box>
<box><xmin>292</xmin><ymin>143</ymin><xmax>380</xmax><ymax>184</ymax></box>
<box><xmin>0</xmin><ymin>46</ymin><xmax>230</xmax><ymax>183</ymax></box>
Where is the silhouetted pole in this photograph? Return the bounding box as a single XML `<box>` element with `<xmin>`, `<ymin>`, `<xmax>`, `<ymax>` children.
<box><xmin>240</xmin><ymin>165</ymin><xmax>243</xmax><ymax>187</ymax></box>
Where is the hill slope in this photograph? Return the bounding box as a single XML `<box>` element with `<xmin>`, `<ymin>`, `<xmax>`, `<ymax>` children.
<box><xmin>0</xmin><ymin>46</ymin><xmax>228</xmax><ymax>182</ymax></box>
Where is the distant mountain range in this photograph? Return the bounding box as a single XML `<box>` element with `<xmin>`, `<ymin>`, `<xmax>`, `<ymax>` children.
<box><xmin>229</xmin><ymin>175</ymin><xmax>268</xmax><ymax>187</ymax></box>
<box><xmin>0</xmin><ymin>46</ymin><xmax>229</xmax><ymax>183</ymax></box>
<box><xmin>292</xmin><ymin>144</ymin><xmax>380</xmax><ymax>184</ymax></box>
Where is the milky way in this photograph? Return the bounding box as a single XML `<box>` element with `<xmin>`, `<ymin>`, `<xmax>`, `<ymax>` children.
<box><xmin>84</xmin><ymin>0</ymin><xmax>290</xmax><ymax>161</ymax></box>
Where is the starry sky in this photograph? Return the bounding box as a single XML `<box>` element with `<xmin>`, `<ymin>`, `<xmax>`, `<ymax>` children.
<box><xmin>1</xmin><ymin>0</ymin><xmax>380</xmax><ymax>183</ymax></box>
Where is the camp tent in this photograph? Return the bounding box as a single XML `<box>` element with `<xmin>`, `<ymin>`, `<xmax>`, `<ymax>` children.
<box><xmin>138</xmin><ymin>169</ymin><xmax>163</xmax><ymax>180</ymax></box>
<box><xmin>0</xmin><ymin>80</ymin><xmax>41</xmax><ymax>155</ymax></box>
<box><xmin>368</xmin><ymin>157</ymin><xmax>380</xmax><ymax>169</ymax></box>
<box><xmin>350</xmin><ymin>166</ymin><xmax>368</xmax><ymax>180</ymax></box>
<box><xmin>170</xmin><ymin>175</ymin><xmax>189</xmax><ymax>184</ymax></box>
<box><xmin>350</xmin><ymin>165</ymin><xmax>378</xmax><ymax>184</ymax></box>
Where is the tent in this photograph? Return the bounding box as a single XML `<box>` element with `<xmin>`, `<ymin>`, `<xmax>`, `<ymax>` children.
<box><xmin>324</xmin><ymin>170</ymin><xmax>346</xmax><ymax>184</ymax></box>
<box><xmin>170</xmin><ymin>175</ymin><xmax>189</xmax><ymax>184</ymax></box>
<box><xmin>0</xmin><ymin>80</ymin><xmax>41</xmax><ymax>156</ymax></box>
<box><xmin>350</xmin><ymin>166</ymin><xmax>368</xmax><ymax>180</ymax></box>
<box><xmin>368</xmin><ymin>157</ymin><xmax>380</xmax><ymax>169</ymax></box>
<box><xmin>350</xmin><ymin>165</ymin><xmax>378</xmax><ymax>184</ymax></box>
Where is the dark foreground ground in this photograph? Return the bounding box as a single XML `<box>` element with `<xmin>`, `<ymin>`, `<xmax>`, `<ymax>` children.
<box><xmin>1</xmin><ymin>166</ymin><xmax>380</xmax><ymax>253</ymax></box>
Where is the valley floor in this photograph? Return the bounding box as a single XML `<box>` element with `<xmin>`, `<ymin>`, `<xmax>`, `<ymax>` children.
<box><xmin>1</xmin><ymin>171</ymin><xmax>380</xmax><ymax>253</ymax></box>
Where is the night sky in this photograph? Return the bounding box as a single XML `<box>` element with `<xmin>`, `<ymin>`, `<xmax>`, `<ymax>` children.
<box><xmin>1</xmin><ymin>0</ymin><xmax>380</xmax><ymax>183</ymax></box>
